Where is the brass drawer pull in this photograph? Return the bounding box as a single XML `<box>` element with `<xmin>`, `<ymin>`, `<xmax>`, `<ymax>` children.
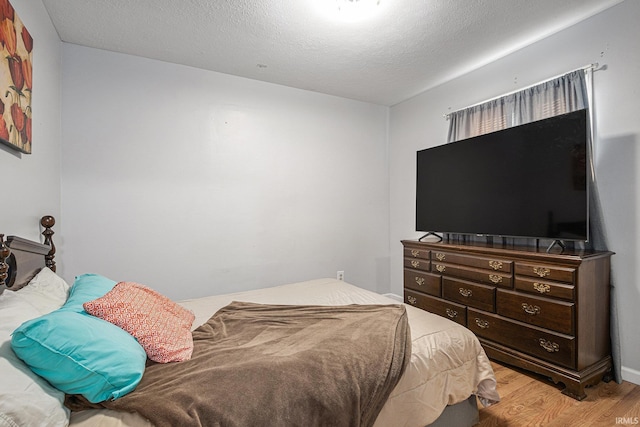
<box><xmin>475</xmin><ymin>318</ymin><xmax>489</xmax><ymax>329</ymax></box>
<box><xmin>522</xmin><ymin>303</ymin><xmax>541</xmax><ymax>315</ymax></box>
<box><xmin>445</xmin><ymin>308</ymin><xmax>458</xmax><ymax>318</ymax></box>
<box><xmin>539</xmin><ymin>338</ymin><xmax>559</xmax><ymax>353</ymax></box>
<box><xmin>533</xmin><ymin>282</ymin><xmax>551</xmax><ymax>294</ymax></box>
<box><xmin>435</xmin><ymin>264</ymin><xmax>446</xmax><ymax>273</ymax></box>
<box><xmin>411</xmin><ymin>260</ymin><xmax>420</xmax><ymax>268</ymax></box>
<box><xmin>407</xmin><ymin>296</ymin><xmax>417</xmax><ymax>305</ymax></box>
<box><xmin>533</xmin><ymin>266</ymin><xmax>551</xmax><ymax>277</ymax></box>
<box><xmin>459</xmin><ymin>288</ymin><xmax>472</xmax><ymax>297</ymax></box>
<box><xmin>435</xmin><ymin>252</ymin><xmax>446</xmax><ymax>261</ymax></box>
<box><xmin>415</xmin><ymin>277</ymin><xmax>425</xmax><ymax>286</ymax></box>
<box><xmin>489</xmin><ymin>260</ymin><xmax>503</xmax><ymax>270</ymax></box>
<box><xmin>488</xmin><ymin>274</ymin><xmax>502</xmax><ymax>284</ymax></box>
<box><xmin>411</xmin><ymin>249</ymin><xmax>420</xmax><ymax>257</ymax></box>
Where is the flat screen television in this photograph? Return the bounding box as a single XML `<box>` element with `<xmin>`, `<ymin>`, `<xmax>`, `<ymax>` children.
<box><xmin>416</xmin><ymin>109</ymin><xmax>589</xmax><ymax>242</ymax></box>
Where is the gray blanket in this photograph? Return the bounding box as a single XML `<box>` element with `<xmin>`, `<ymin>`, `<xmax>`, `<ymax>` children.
<box><xmin>66</xmin><ymin>301</ymin><xmax>411</xmax><ymax>427</ymax></box>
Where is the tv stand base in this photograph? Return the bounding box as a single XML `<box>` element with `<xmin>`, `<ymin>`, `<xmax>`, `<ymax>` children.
<box><xmin>418</xmin><ymin>232</ymin><xmax>442</xmax><ymax>242</ymax></box>
<box><xmin>546</xmin><ymin>239</ymin><xmax>567</xmax><ymax>253</ymax></box>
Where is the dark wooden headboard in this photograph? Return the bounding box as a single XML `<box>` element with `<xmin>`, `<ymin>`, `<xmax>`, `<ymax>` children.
<box><xmin>0</xmin><ymin>216</ymin><xmax>57</xmax><ymax>292</ymax></box>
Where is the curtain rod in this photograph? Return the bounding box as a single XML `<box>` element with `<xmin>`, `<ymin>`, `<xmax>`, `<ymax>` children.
<box><xmin>443</xmin><ymin>63</ymin><xmax>599</xmax><ymax>120</ymax></box>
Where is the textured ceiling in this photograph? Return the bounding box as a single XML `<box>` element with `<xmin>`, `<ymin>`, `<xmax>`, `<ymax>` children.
<box><xmin>42</xmin><ymin>0</ymin><xmax>623</xmax><ymax>106</ymax></box>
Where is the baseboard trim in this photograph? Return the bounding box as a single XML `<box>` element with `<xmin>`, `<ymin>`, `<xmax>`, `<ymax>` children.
<box><xmin>622</xmin><ymin>366</ymin><xmax>640</xmax><ymax>386</ymax></box>
<box><xmin>383</xmin><ymin>293</ymin><xmax>403</xmax><ymax>302</ymax></box>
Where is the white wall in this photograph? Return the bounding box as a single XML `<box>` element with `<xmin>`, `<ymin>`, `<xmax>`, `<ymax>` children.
<box><xmin>0</xmin><ymin>0</ymin><xmax>61</xmax><ymax>240</ymax></box>
<box><xmin>60</xmin><ymin>45</ymin><xmax>390</xmax><ymax>300</ymax></box>
<box><xmin>389</xmin><ymin>0</ymin><xmax>640</xmax><ymax>384</ymax></box>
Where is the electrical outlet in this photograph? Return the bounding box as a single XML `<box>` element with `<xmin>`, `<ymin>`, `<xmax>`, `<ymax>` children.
<box><xmin>337</xmin><ymin>271</ymin><xmax>344</xmax><ymax>281</ymax></box>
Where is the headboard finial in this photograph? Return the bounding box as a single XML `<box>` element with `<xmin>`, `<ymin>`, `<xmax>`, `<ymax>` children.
<box><xmin>41</xmin><ymin>216</ymin><xmax>56</xmax><ymax>272</ymax></box>
<box><xmin>0</xmin><ymin>234</ymin><xmax>10</xmax><ymax>286</ymax></box>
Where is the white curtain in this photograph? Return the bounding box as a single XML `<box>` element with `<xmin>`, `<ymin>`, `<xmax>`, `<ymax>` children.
<box><xmin>446</xmin><ymin>69</ymin><xmax>621</xmax><ymax>383</ymax></box>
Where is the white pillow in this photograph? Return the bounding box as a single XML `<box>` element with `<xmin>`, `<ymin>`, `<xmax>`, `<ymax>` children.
<box><xmin>9</xmin><ymin>268</ymin><xmax>70</xmax><ymax>315</ymax></box>
<box><xmin>0</xmin><ymin>271</ymin><xmax>70</xmax><ymax>427</ymax></box>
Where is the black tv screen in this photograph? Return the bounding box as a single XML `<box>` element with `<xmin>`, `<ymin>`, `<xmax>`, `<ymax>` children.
<box><xmin>416</xmin><ymin>109</ymin><xmax>589</xmax><ymax>241</ymax></box>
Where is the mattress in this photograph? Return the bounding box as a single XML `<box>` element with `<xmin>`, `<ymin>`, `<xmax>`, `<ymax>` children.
<box><xmin>70</xmin><ymin>278</ymin><xmax>499</xmax><ymax>427</ymax></box>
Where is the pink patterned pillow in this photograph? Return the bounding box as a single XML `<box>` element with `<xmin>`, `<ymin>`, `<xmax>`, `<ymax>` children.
<box><xmin>83</xmin><ymin>282</ymin><xmax>195</xmax><ymax>363</ymax></box>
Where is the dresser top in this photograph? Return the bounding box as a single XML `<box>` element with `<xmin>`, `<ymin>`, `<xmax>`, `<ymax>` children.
<box><xmin>402</xmin><ymin>239</ymin><xmax>613</xmax><ymax>264</ymax></box>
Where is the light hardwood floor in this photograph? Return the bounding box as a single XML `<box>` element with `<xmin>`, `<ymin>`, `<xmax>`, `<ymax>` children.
<box><xmin>477</xmin><ymin>361</ymin><xmax>640</xmax><ymax>427</ymax></box>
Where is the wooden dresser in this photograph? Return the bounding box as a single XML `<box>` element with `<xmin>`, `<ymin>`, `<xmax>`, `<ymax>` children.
<box><xmin>402</xmin><ymin>239</ymin><xmax>613</xmax><ymax>400</ymax></box>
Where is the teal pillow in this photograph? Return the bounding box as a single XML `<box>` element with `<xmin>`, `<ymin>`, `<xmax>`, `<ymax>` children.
<box><xmin>11</xmin><ymin>273</ymin><xmax>146</xmax><ymax>403</ymax></box>
<box><xmin>63</xmin><ymin>273</ymin><xmax>117</xmax><ymax>312</ymax></box>
<box><xmin>11</xmin><ymin>310</ymin><xmax>147</xmax><ymax>403</ymax></box>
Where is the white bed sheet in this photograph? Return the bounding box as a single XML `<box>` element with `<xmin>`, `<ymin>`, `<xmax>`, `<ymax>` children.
<box><xmin>70</xmin><ymin>278</ymin><xmax>499</xmax><ymax>427</ymax></box>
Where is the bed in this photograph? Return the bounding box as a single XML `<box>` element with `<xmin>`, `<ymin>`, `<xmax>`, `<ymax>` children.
<box><xmin>0</xmin><ymin>217</ymin><xmax>499</xmax><ymax>427</ymax></box>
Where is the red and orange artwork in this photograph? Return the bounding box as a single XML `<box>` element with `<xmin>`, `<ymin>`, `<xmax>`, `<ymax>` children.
<box><xmin>0</xmin><ymin>0</ymin><xmax>32</xmax><ymax>154</ymax></box>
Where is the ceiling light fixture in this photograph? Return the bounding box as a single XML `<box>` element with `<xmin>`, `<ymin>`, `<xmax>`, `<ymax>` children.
<box><xmin>337</xmin><ymin>0</ymin><xmax>381</xmax><ymax>11</ymax></box>
<box><xmin>316</xmin><ymin>0</ymin><xmax>382</xmax><ymax>22</ymax></box>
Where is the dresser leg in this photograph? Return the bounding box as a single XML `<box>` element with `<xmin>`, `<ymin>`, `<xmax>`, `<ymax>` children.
<box><xmin>560</xmin><ymin>361</ymin><xmax>612</xmax><ymax>400</ymax></box>
<box><xmin>561</xmin><ymin>381</ymin><xmax>587</xmax><ymax>401</ymax></box>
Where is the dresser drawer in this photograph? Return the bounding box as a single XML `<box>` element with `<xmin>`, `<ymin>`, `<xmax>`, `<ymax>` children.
<box><xmin>404</xmin><ymin>289</ymin><xmax>467</xmax><ymax>326</ymax></box>
<box><xmin>431</xmin><ymin>250</ymin><xmax>513</xmax><ymax>273</ymax></box>
<box><xmin>515</xmin><ymin>261</ymin><xmax>575</xmax><ymax>284</ymax></box>
<box><xmin>515</xmin><ymin>276</ymin><xmax>575</xmax><ymax>301</ymax></box>
<box><xmin>468</xmin><ymin>309</ymin><xmax>575</xmax><ymax>370</ymax></box>
<box><xmin>404</xmin><ymin>247</ymin><xmax>430</xmax><ymax>260</ymax></box>
<box><xmin>496</xmin><ymin>289</ymin><xmax>574</xmax><ymax>335</ymax></box>
<box><xmin>404</xmin><ymin>257</ymin><xmax>430</xmax><ymax>272</ymax></box>
<box><xmin>404</xmin><ymin>270</ymin><xmax>441</xmax><ymax>296</ymax></box>
<box><xmin>433</xmin><ymin>262</ymin><xmax>512</xmax><ymax>288</ymax></box>
<box><xmin>443</xmin><ymin>277</ymin><xmax>495</xmax><ymax>312</ymax></box>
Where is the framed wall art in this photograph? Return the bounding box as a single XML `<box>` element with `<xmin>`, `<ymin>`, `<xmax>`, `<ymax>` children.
<box><xmin>0</xmin><ymin>0</ymin><xmax>32</xmax><ymax>154</ymax></box>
